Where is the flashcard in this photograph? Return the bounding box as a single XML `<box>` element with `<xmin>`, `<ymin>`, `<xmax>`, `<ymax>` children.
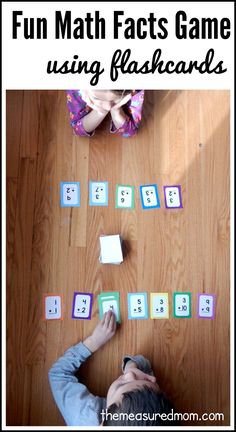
<box><xmin>173</xmin><ymin>292</ymin><xmax>191</xmax><ymax>318</ymax></box>
<box><xmin>197</xmin><ymin>294</ymin><xmax>215</xmax><ymax>319</ymax></box>
<box><xmin>89</xmin><ymin>181</ymin><xmax>108</xmax><ymax>206</ymax></box>
<box><xmin>99</xmin><ymin>234</ymin><xmax>123</xmax><ymax>264</ymax></box>
<box><xmin>115</xmin><ymin>184</ymin><xmax>134</xmax><ymax>209</ymax></box>
<box><xmin>140</xmin><ymin>184</ymin><xmax>160</xmax><ymax>209</ymax></box>
<box><xmin>150</xmin><ymin>293</ymin><xmax>169</xmax><ymax>319</ymax></box>
<box><xmin>60</xmin><ymin>182</ymin><xmax>80</xmax><ymax>207</ymax></box>
<box><xmin>72</xmin><ymin>292</ymin><xmax>93</xmax><ymax>319</ymax></box>
<box><xmin>98</xmin><ymin>292</ymin><xmax>121</xmax><ymax>323</ymax></box>
<box><xmin>43</xmin><ymin>294</ymin><xmax>62</xmax><ymax>320</ymax></box>
<box><xmin>128</xmin><ymin>293</ymin><xmax>148</xmax><ymax>319</ymax></box>
<box><xmin>163</xmin><ymin>185</ymin><xmax>183</xmax><ymax>209</ymax></box>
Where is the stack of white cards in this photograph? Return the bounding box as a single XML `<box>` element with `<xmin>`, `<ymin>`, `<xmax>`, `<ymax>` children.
<box><xmin>99</xmin><ymin>234</ymin><xmax>123</xmax><ymax>265</ymax></box>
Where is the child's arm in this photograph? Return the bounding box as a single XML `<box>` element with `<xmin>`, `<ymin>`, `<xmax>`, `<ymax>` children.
<box><xmin>83</xmin><ymin>309</ymin><xmax>116</xmax><ymax>352</ymax></box>
<box><xmin>66</xmin><ymin>90</ymin><xmax>115</xmax><ymax>136</ymax></box>
<box><xmin>81</xmin><ymin>109</ymin><xmax>108</xmax><ymax>133</ymax></box>
<box><xmin>48</xmin><ymin>311</ymin><xmax>116</xmax><ymax>426</ymax></box>
<box><xmin>80</xmin><ymin>94</ymin><xmax>115</xmax><ymax>133</ymax></box>
<box><xmin>110</xmin><ymin>90</ymin><xmax>145</xmax><ymax>137</ymax></box>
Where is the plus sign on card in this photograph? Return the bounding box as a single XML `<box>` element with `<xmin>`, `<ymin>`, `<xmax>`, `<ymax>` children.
<box><xmin>60</xmin><ymin>182</ymin><xmax>80</xmax><ymax>207</ymax></box>
<box><xmin>164</xmin><ymin>185</ymin><xmax>183</xmax><ymax>209</ymax></box>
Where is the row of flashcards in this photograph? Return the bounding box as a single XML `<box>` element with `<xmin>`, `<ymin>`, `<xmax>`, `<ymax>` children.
<box><xmin>43</xmin><ymin>292</ymin><xmax>215</xmax><ymax>321</ymax></box>
<box><xmin>60</xmin><ymin>182</ymin><xmax>183</xmax><ymax>209</ymax></box>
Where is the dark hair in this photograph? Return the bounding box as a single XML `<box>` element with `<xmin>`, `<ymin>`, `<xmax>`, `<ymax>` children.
<box><xmin>103</xmin><ymin>386</ymin><xmax>181</xmax><ymax>426</ymax></box>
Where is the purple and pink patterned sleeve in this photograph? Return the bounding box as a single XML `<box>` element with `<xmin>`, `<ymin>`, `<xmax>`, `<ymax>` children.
<box><xmin>66</xmin><ymin>90</ymin><xmax>94</xmax><ymax>137</ymax></box>
<box><xmin>66</xmin><ymin>90</ymin><xmax>145</xmax><ymax>138</ymax></box>
<box><xmin>110</xmin><ymin>90</ymin><xmax>145</xmax><ymax>138</ymax></box>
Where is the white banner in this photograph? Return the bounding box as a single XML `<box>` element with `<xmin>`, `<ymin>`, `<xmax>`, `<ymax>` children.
<box><xmin>2</xmin><ymin>1</ymin><xmax>235</xmax><ymax>89</ymax></box>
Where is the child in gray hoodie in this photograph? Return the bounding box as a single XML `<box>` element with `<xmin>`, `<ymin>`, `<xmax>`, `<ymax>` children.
<box><xmin>49</xmin><ymin>310</ymin><xmax>177</xmax><ymax>427</ymax></box>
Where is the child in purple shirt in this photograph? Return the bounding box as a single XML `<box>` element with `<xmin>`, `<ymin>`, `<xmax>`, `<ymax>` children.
<box><xmin>66</xmin><ymin>90</ymin><xmax>144</xmax><ymax>138</ymax></box>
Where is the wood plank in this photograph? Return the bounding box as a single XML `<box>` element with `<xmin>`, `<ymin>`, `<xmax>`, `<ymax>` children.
<box><xmin>6</xmin><ymin>178</ymin><xmax>18</xmax><ymax>293</ymax></box>
<box><xmin>6</xmin><ymin>90</ymin><xmax>24</xmax><ymax>178</ymax></box>
<box><xmin>20</xmin><ymin>91</ymin><xmax>40</xmax><ymax>158</ymax></box>
<box><xmin>6</xmin><ymin>157</ymin><xmax>37</xmax><ymax>425</ymax></box>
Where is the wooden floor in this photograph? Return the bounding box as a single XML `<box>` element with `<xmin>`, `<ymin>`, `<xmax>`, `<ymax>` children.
<box><xmin>6</xmin><ymin>90</ymin><xmax>230</xmax><ymax>426</ymax></box>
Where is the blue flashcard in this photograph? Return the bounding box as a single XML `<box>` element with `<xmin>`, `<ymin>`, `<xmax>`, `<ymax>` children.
<box><xmin>128</xmin><ymin>293</ymin><xmax>148</xmax><ymax>319</ymax></box>
<box><xmin>163</xmin><ymin>185</ymin><xmax>183</xmax><ymax>209</ymax></box>
<box><xmin>60</xmin><ymin>182</ymin><xmax>80</xmax><ymax>207</ymax></box>
<box><xmin>71</xmin><ymin>292</ymin><xmax>93</xmax><ymax>319</ymax></box>
<box><xmin>140</xmin><ymin>184</ymin><xmax>160</xmax><ymax>209</ymax></box>
<box><xmin>89</xmin><ymin>181</ymin><xmax>108</xmax><ymax>206</ymax></box>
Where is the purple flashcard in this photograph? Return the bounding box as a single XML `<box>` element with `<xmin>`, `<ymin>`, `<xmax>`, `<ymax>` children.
<box><xmin>163</xmin><ymin>185</ymin><xmax>183</xmax><ymax>209</ymax></box>
<box><xmin>72</xmin><ymin>292</ymin><xmax>93</xmax><ymax>319</ymax></box>
<box><xmin>197</xmin><ymin>294</ymin><xmax>215</xmax><ymax>319</ymax></box>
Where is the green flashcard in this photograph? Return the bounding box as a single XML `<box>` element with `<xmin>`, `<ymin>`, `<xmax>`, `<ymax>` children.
<box><xmin>98</xmin><ymin>292</ymin><xmax>121</xmax><ymax>323</ymax></box>
<box><xmin>115</xmin><ymin>184</ymin><xmax>135</xmax><ymax>209</ymax></box>
<box><xmin>173</xmin><ymin>292</ymin><xmax>192</xmax><ymax>318</ymax></box>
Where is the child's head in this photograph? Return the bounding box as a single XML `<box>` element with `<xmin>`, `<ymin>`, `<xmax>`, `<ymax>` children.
<box><xmin>103</xmin><ymin>368</ymin><xmax>179</xmax><ymax>426</ymax></box>
<box><xmin>88</xmin><ymin>89</ymin><xmax>132</xmax><ymax>102</ymax></box>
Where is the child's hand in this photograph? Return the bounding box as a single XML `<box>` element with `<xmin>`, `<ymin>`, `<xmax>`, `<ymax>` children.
<box><xmin>87</xmin><ymin>93</ymin><xmax>114</xmax><ymax>114</ymax></box>
<box><xmin>110</xmin><ymin>93</ymin><xmax>132</xmax><ymax>129</ymax></box>
<box><xmin>83</xmin><ymin>310</ymin><xmax>117</xmax><ymax>353</ymax></box>
<box><xmin>111</xmin><ymin>93</ymin><xmax>132</xmax><ymax>111</ymax></box>
<box><xmin>90</xmin><ymin>98</ymin><xmax>113</xmax><ymax>114</ymax></box>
